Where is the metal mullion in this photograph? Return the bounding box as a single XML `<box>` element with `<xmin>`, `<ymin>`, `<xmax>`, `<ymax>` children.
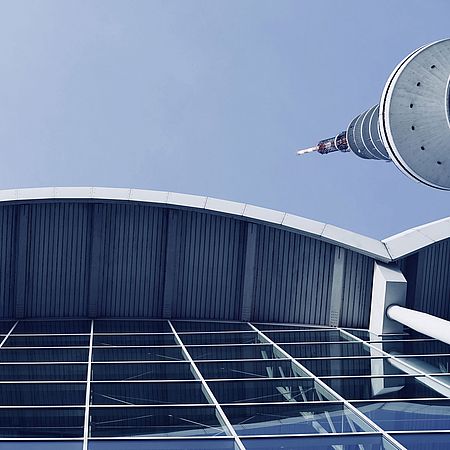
<box><xmin>0</xmin><ymin>321</ymin><xmax>18</xmax><ymax>348</ymax></box>
<box><xmin>185</xmin><ymin>343</ymin><xmax>269</xmax><ymax>348</ymax></box>
<box><xmin>12</xmin><ymin>333</ymin><xmax>90</xmax><ymax>337</ymax></box>
<box><xmin>340</xmin><ymin>328</ymin><xmax>450</xmax><ymax>399</ymax></box>
<box><xmin>205</xmin><ymin>376</ymin><xmax>312</xmax><ymax>382</ymax></box>
<box><xmin>82</xmin><ymin>319</ymin><xmax>94</xmax><ymax>450</ymax></box>
<box><xmin>247</xmin><ymin>323</ymin><xmax>406</xmax><ymax>450</ymax></box>
<box><xmin>275</xmin><ymin>340</ymin><xmax>362</xmax><ymax>346</ymax></box>
<box><xmin>168</xmin><ymin>320</ymin><xmax>245</xmax><ymax>450</ymax></box>
<box><xmin>177</xmin><ymin>330</ymin><xmax>257</xmax><ymax>336</ymax></box>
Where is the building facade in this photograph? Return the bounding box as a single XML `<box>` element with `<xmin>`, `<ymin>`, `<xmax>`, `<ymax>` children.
<box><xmin>0</xmin><ymin>187</ymin><xmax>448</xmax><ymax>449</ymax></box>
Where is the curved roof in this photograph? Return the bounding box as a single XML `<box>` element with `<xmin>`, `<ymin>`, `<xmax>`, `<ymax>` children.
<box><xmin>0</xmin><ymin>187</ymin><xmax>447</xmax><ymax>327</ymax></box>
<box><xmin>0</xmin><ymin>187</ymin><xmax>448</xmax><ymax>261</ymax></box>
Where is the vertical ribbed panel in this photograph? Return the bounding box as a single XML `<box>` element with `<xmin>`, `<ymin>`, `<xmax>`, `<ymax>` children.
<box><xmin>404</xmin><ymin>239</ymin><xmax>450</xmax><ymax>320</ymax></box>
<box><xmin>0</xmin><ymin>206</ymin><xmax>17</xmax><ymax>318</ymax></box>
<box><xmin>171</xmin><ymin>210</ymin><xmax>246</xmax><ymax>320</ymax></box>
<box><xmin>251</xmin><ymin>228</ymin><xmax>334</xmax><ymax>325</ymax></box>
<box><xmin>340</xmin><ymin>252</ymin><xmax>374</xmax><ymax>328</ymax></box>
<box><xmin>24</xmin><ymin>203</ymin><xmax>91</xmax><ymax>317</ymax></box>
<box><xmin>95</xmin><ymin>204</ymin><xmax>167</xmax><ymax>318</ymax></box>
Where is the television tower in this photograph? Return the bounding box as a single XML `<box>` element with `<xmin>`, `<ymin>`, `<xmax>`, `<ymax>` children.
<box><xmin>298</xmin><ymin>39</ymin><xmax>450</xmax><ymax>190</ymax></box>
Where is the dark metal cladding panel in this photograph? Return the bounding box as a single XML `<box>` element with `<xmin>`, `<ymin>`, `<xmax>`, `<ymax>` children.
<box><xmin>23</xmin><ymin>203</ymin><xmax>91</xmax><ymax>317</ymax></box>
<box><xmin>402</xmin><ymin>238</ymin><xmax>450</xmax><ymax>320</ymax></box>
<box><xmin>171</xmin><ymin>210</ymin><xmax>247</xmax><ymax>320</ymax></box>
<box><xmin>0</xmin><ymin>206</ymin><xmax>17</xmax><ymax>318</ymax></box>
<box><xmin>95</xmin><ymin>203</ymin><xmax>167</xmax><ymax>318</ymax></box>
<box><xmin>339</xmin><ymin>252</ymin><xmax>374</xmax><ymax>328</ymax></box>
<box><xmin>251</xmin><ymin>228</ymin><xmax>335</xmax><ymax>325</ymax></box>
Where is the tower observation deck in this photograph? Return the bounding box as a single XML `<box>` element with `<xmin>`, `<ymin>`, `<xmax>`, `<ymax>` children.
<box><xmin>298</xmin><ymin>38</ymin><xmax>450</xmax><ymax>190</ymax></box>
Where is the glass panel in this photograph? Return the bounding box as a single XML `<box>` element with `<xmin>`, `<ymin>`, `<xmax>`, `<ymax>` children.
<box><xmin>88</xmin><ymin>440</ymin><xmax>236</xmax><ymax>450</ymax></box>
<box><xmin>382</xmin><ymin>340</ymin><xmax>450</xmax><ymax>356</ymax></box>
<box><xmin>197</xmin><ymin>360</ymin><xmax>308</xmax><ymax>379</ymax></box>
<box><xmin>0</xmin><ymin>363</ymin><xmax>87</xmax><ymax>381</ymax></box>
<box><xmin>92</xmin><ymin>347</ymin><xmax>184</xmax><ymax>362</ymax></box>
<box><xmin>94</xmin><ymin>320</ymin><xmax>171</xmax><ymax>333</ymax></box>
<box><xmin>283</xmin><ymin>342</ymin><xmax>371</xmax><ymax>358</ymax></box>
<box><xmin>0</xmin><ymin>443</ymin><xmax>83</xmax><ymax>449</ymax></box>
<box><xmin>93</xmin><ymin>334</ymin><xmax>177</xmax><ymax>346</ymax></box>
<box><xmin>180</xmin><ymin>332</ymin><xmax>261</xmax><ymax>345</ymax></box>
<box><xmin>90</xmin><ymin>406</ymin><xmax>227</xmax><ymax>437</ymax></box>
<box><xmin>172</xmin><ymin>321</ymin><xmax>251</xmax><ymax>332</ymax></box>
<box><xmin>356</xmin><ymin>400</ymin><xmax>450</xmax><ymax>431</ymax></box>
<box><xmin>0</xmin><ymin>322</ymin><xmax>15</xmax><ymax>334</ymax></box>
<box><xmin>188</xmin><ymin>344</ymin><xmax>276</xmax><ymax>360</ymax></box>
<box><xmin>266</xmin><ymin>330</ymin><xmax>349</xmax><ymax>343</ymax></box>
<box><xmin>323</xmin><ymin>376</ymin><xmax>445</xmax><ymax>400</ymax></box>
<box><xmin>301</xmin><ymin>357</ymin><xmax>411</xmax><ymax>377</ymax></box>
<box><xmin>91</xmin><ymin>381</ymin><xmax>208</xmax><ymax>405</ymax></box>
<box><xmin>242</xmin><ymin>434</ymin><xmax>392</xmax><ymax>449</ymax></box>
<box><xmin>13</xmin><ymin>320</ymin><xmax>90</xmax><ymax>334</ymax></box>
<box><xmin>393</xmin><ymin>355</ymin><xmax>450</xmax><ymax>374</ymax></box>
<box><xmin>0</xmin><ymin>408</ymin><xmax>84</xmax><ymax>437</ymax></box>
<box><xmin>0</xmin><ymin>348</ymin><xmax>88</xmax><ymax>362</ymax></box>
<box><xmin>92</xmin><ymin>362</ymin><xmax>194</xmax><ymax>381</ymax></box>
<box><xmin>4</xmin><ymin>335</ymin><xmax>89</xmax><ymax>347</ymax></box>
<box><xmin>392</xmin><ymin>432</ymin><xmax>450</xmax><ymax>449</ymax></box>
<box><xmin>254</xmin><ymin>324</ymin><xmax>332</xmax><ymax>331</ymax></box>
<box><xmin>208</xmin><ymin>379</ymin><xmax>336</xmax><ymax>403</ymax></box>
<box><xmin>223</xmin><ymin>403</ymin><xmax>375</xmax><ymax>436</ymax></box>
<box><xmin>0</xmin><ymin>383</ymin><xmax>85</xmax><ymax>405</ymax></box>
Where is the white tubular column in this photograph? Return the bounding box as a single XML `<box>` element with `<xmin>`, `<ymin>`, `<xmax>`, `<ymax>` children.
<box><xmin>387</xmin><ymin>305</ymin><xmax>450</xmax><ymax>345</ymax></box>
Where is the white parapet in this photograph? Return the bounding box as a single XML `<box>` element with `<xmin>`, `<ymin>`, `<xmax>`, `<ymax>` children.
<box><xmin>387</xmin><ymin>305</ymin><xmax>450</xmax><ymax>346</ymax></box>
<box><xmin>369</xmin><ymin>261</ymin><xmax>407</xmax><ymax>336</ymax></box>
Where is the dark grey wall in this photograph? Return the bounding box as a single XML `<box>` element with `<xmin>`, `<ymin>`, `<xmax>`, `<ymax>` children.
<box><xmin>0</xmin><ymin>200</ymin><xmax>374</xmax><ymax>327</ymax></box>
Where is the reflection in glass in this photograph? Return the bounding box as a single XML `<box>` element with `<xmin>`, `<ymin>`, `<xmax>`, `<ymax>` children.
<box><xmin>0</xmin><ymin>443</ymin><xmax>83</xmax><ymax>449</ymax></box>
<box><xmin>179</xmin><ymin>332</ymin><xmax>261</xmax><ymax>346</ymax></box>
<box><xmin>266</xmin><ymin>330</ymin><xmax>349</xmax><ymax>344</ymax></box>
<box><xmin>189</xmin><ymin>344</ymin><xmax>276</xmax><ymax>361</ymax></box>
<box><xmin>90</xmin><ymin>406</ymin><xmax>227</xmax><ymax>437</ymax></box>
<box><xmin>282</xmin><ymin>342</ymin><xmax>370</xmax><ymax>358</ymax></box>
<box><xmin>301</xmin><ymin>357</ymin><xmax>408</xmax><ymax>377</ymax></box>
<box><xmin>254</xmin><ymin>324</ymin><xmax>332</xmax><ymax>332</ymax></box>
<box><xmin>172</xmin><ymin>321</ymin><xmax>251</xmax><ymax>332</ymax></box>
<box><xmin>209</xmin><ymin>379</ymin><xmax>336</xmax><ymax>403</ymax></box>
<box><xmin>242</xmin><ymin>434</ymin><xmax>395</xmax><ymax>449</ymax></box>
<box><xmin>92</xmin><ymin>347</ymin><xmax>184</xmax><ymax>362</ymax></box>
<box><xmin>88</xmin><ymin>440</ymin><xmax>236</xmax><ymax>450</ymax></box>
<box><xmin>93</xmin><ymin>334</ymin><xmax>177</xmax><ymax>346</ymax></box>
<box><xmin>323</xmin><ymin>376</ymin><xmax>445</xmax><ymax>400</ymax></box>
<box><xmin>92</xmin><ymin>362</ymin><xmax>194</xmax><ymax>381</ymax></box>
<box><xmin>13</xmin><ymin>320</ymin><xmax>91</xmax><ymax>334</ymax></box>
<box><xmin>383</xmin><ymin>340</ymin><xmax>450</xmax><ymax>356</ymax></box>
<box><xmin>0</xmin><ymin>408</ymin><xmax>84</xmax><ymax>437</ymax></box>
<box><xmin>0</xmin><ymin>322</ymin><xmax>15</xmax><ymax>334</ymax></box>
<box><xmin>94</xmin><ymin>320</ymin><xmax>171</xmax><ymax>333</ymax></box>
<box><xmin>392</xmin><ymin>432</ymin><xmax>450</xmax><ymax>449</ymax></box>
<box><xmin>197</xmin><ymin>360</ymin><xmax>308</xmax><ymax>379</ymax></box>
<box><xmin>4</xmin><ymin>335</ymin><xmax>90</xmax><ymax>347</ymax></box>
<box><xmin>91</xmin><ymin>381</ymin><xmax>207</xmax><ymax>405</ymax></box>
<box><xmin>0</xmin><ymin>348</ymin><xmax>88</xmax><ymax>362</ymax></box>
<box><xmin>223</xmin><ymin>403</ymin><xmax>375</xmax><ymax>436</ymax></box>
<box><xmin>355</xmin><ymin>400</ymin><xmax>450</xmax><ymax>431</ymax></box>
<box><xmin>0</xmin><ymin>382</ymin><xmax>86</xmax><ymax>405</ymax></box>
<box><xmin>0</xmin><ymin>363</ymin><xmax>87</xmax><ymax>381</ymax></box>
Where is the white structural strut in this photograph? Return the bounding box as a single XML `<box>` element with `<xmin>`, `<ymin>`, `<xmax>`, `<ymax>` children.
<box><xmin>387</xmin><ymin>304</ymin><xmax>450</xmax><ymax>346</ymax></box>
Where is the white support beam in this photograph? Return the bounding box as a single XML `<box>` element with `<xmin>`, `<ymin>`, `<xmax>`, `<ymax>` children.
<box><xmin>369</xmin><ymin>261</ymin><xmax>407</xmax><ymax>336</ymax></box>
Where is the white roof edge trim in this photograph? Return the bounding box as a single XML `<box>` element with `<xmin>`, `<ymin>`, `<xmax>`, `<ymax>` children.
<box><xmin>1</xmin><ymin>187</ymin><xmax>447</xmax><ymax>262</ymax></box>
<box><xmin>382</xmin><ymin>216</ymin><xmax>450</xmax><ymax>260</ymax></box>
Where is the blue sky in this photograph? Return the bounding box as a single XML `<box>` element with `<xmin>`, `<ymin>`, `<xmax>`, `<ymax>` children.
<box><xmin>0</xmin><ymin>0</ymin><xmax>449</xmax><ymax>238</ymax></box>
